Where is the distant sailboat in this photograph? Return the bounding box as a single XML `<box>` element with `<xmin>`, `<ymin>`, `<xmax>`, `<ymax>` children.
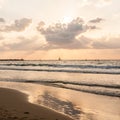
<box><xmin>58</xmin><ymin>57</ymin><xmax>61</xmax><ymax>61</ymax></box>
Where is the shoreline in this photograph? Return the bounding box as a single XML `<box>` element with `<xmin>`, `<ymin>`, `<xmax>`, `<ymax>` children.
<box><xmin>0</xmin><ymin>87</ymin><xmax>73</xmax><ymax>120</ymax></box>
<box><xmin>0</xmin><ymin>82</ymin><xmax>120</xmax><ymax>120</ymax></box>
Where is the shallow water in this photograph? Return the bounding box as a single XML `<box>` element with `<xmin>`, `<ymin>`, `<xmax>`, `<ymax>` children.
<box><xmin>0</xmin><ymin>82</ymin><xmax>120</xmax><ymax>120</ymax></box>
<box><xmin>0</xmin><ymin>69</ymin><xmax>120</xmax><ymax>97</ymax></box>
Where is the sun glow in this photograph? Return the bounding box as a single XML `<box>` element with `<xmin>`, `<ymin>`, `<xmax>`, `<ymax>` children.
<box><xmin>62</xmin><ymin>16</ymin><xmax>73</xmax><ymax>23</ymax></box>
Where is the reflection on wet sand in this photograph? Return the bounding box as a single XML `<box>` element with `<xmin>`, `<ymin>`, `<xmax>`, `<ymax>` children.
<box><xmin>37</xmin><ymin>91</ymin><xmax>81</xmax><ymax>120</ymax></box>
<box><xmin>0</xmin><ymin>82</ymin><xmax>120</xmax><ymax>120</ymax></box>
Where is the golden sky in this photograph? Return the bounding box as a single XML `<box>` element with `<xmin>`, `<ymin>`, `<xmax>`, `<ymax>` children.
<box><xmin>0</xmin><ymin>0</ymin><xmax>120</xmax><ymax>59</ymax></box>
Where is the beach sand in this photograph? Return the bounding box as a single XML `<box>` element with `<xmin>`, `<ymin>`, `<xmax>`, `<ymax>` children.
<box><xmin>0</xmin><ymin>88</ymin><xmax>73</xmax><ymax>120</ymax></box>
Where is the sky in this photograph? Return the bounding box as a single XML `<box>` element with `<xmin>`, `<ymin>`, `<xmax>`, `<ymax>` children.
<box><xmin>0</xmin><ymin>0</ymin><xmax>120</xmax><ymax>60</ymax></box>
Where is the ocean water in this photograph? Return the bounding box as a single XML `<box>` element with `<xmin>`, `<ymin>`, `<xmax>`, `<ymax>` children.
<box><xmin>0</xmin><ymin>60</ymin><xmax>120</xmax><ymax>120</ymax></box>
<box><xmin>0</xmin><ymin>60</ymin><xmax>120</xmax><ymax>97</ymax></box>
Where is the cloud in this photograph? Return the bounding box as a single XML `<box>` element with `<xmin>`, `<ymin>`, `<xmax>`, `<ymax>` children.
<box><xmin>40</xmin><ymin>36</ymin><xmax>93</xmax><ymax>50</ymax></box>
<box><xmin>92</xmin><ymin>36</ymin><xmax>120</xmax><ymax>49</ymax></box>
<box><xmin>0</xmin><ymin>18</ymin><xmax>32</xmax><ymax>32</ymax></box>
<box><xmin>37</xmin><ymin>17</ymin><xmax>97</xmax><ymax>48</ymax></box>
<box><xmin>1</xmin><ymin>16</ymin><xmax>119</xmax><ymax>51</ymax></box>
<box><xmin>0</xmin><ymin>32</ymin><xmax>4</xmax><ymax>39</ymax></box>
<box><xmin>0</xmin><ymin>18</ymin><xmax>5</xmax><ymax>23</ymax></box>
<box><xmin>89</xmin><ymin>17</ymin><xmax>104</xmax><ymax>23</ymax></box>
<box><xmin>1</xmin><ymin>36</ymin><xmax>39</xmax><ymax>51</ymax></box>
<box><xmin>68</xmin><ymin>35</ymin><xmax>120</xmax><ymax>49</ymax></box>
<box><xmin>0</xmin><ymin>36</ymin><xmax>4</xmax><ymax>40</ymax></box>
<box><xmin>56</xmin><ymin>36</ymin><xmax>92</xmax><ymax>49</ymax></box>
<box><xmin>37</xmin><ymin>17</ymin><xmax>120</xmax><ymax>50</ymax></box>
<box><xmin>0</xmin><ymin>34</ymin><xmax>120</xmax><ymax>51</ymax></box>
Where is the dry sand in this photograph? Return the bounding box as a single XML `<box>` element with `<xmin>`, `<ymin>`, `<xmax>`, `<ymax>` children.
<box><xmin>0</xmin><ymin>88</ymin><xmax>73</xmax><ymax>120</ymax></box>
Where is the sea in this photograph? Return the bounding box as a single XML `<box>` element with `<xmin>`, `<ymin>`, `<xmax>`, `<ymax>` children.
<box><xmin>0</xmin><ymin>60</ymin><xmax>120</xmax><ymax>120</ymax></box>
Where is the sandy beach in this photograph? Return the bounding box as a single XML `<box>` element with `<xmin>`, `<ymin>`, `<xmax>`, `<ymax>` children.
<box><xmin>0</xmin><ymin>81</ymin><xmax>120</xmax><ymax>120</ymax></box>
<box><xmin>0</xmin><ymin>87</ymin><xmax>73</xmax><ymax>120</ymax></box>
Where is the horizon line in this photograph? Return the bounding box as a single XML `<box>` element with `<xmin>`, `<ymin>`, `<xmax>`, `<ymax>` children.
<box><xmin>0</xmin><ymin>58</ymin><xmax>120</xmax><ymax>61</ymax></box>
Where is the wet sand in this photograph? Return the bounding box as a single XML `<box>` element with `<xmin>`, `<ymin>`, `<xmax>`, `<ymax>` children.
<box><xmin>0</xmin><ymin>82</ymin><xmax>120</xmax><ymax>120</ymax></box>
<box><xmin>0</xmin><ymin>88</ymin><xmax>73</xmax><ymax>120</ymax></box>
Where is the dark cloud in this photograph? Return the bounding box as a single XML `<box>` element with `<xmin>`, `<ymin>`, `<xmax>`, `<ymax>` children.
<box><xmin>41</xmin><ymin>36</ymin><xmax>92</xmax><ymax>50</ymax></box>
<box><xmin>37</xmin><ymin>17</ymin><xmax>97</xmax><ymax>47</ymax></box>
<box><xmin>89</xmin><ymin>18</ymin><xmax>104</xmax><ymax>23</ymax></box>
<box><xmin>0</xmin><ymin>18</ymin><xmax>32</xmax><ymax>32</ymax></box>
<box><xmin>0</xmin><ymin>18</ymin><xmax>5</xmax><ymax>23</ymax></box>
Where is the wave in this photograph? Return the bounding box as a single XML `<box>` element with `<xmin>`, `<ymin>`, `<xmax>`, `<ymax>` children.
<box><xmin>0</xmin><ymin>67</ymin><xmax>120</xmax><ymax>74</ymax></box>
<box><xmin>1</xmin><ymin>79</ymin><xmax>120</xmax><ymax>97</ymax></box>
<box><xmin>0</xmin><ymin>63</ymin><xmax>120</xmax><ymax>69</ymax></box>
